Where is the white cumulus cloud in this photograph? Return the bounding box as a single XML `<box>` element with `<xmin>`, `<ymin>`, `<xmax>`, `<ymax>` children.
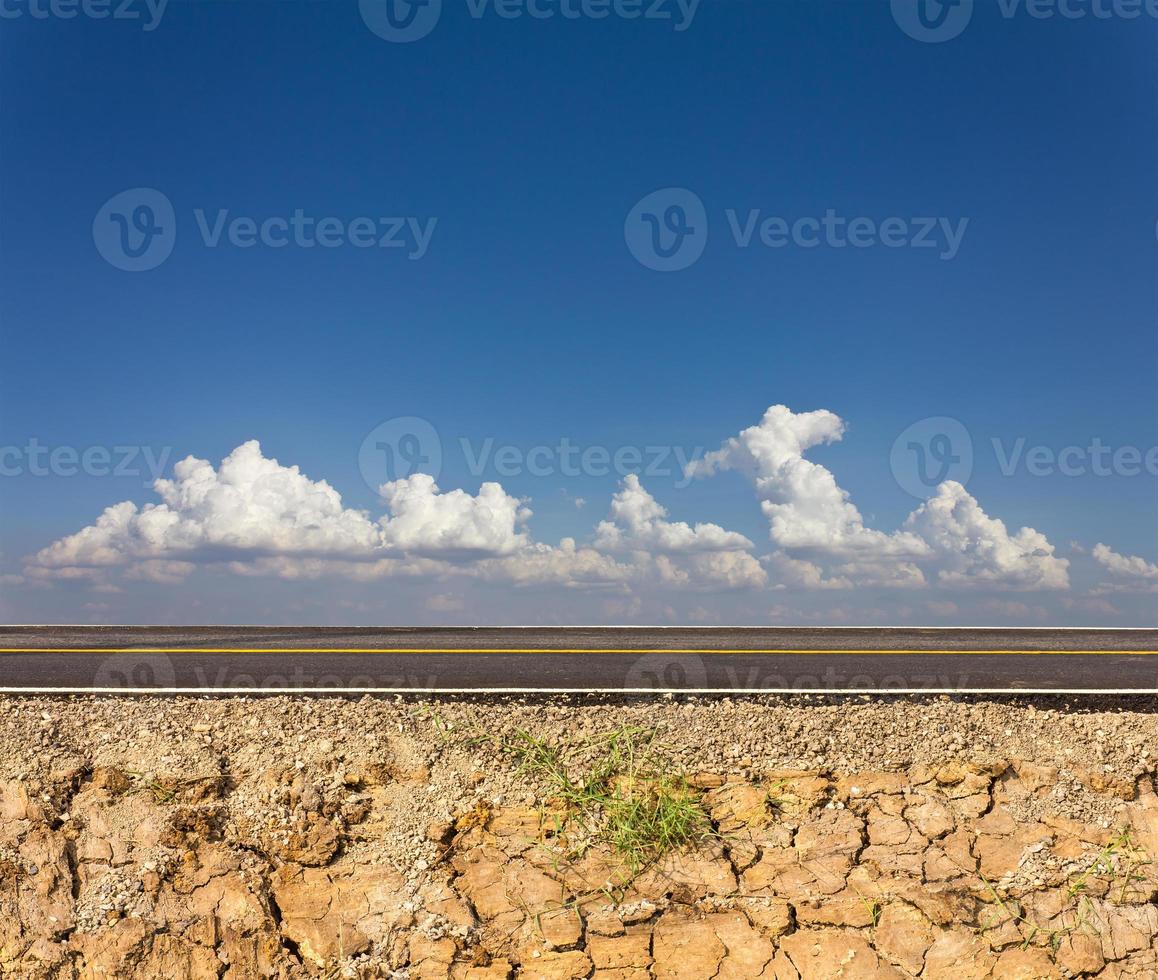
<box><xmin>28</xmin><ymin>441</ymin><xmax>382</xmax><ymax>580</ymax></box>
<box><xmin>21</xmin><ymin>411</ymin><xmax>1075</xmax><ymax>604</ymax></box>
<box><xmin>26</xmin><ymin>441</ymin><xmax>530</xmax><ymax>583</ymax></box>
<box><xmin>692</xmin><ymin>405</ymin><xmax>1067</xmax><ymax>591</ymax></box>
<box><xmin>593</xmin><ymin>474</ymin><xmax>753</xmax><ymax>554</ymax></box>
<box><xmin>689</xmin><ymin>405</ymin><xmax>928</xmax><ymax>559</ymax></box>
<box><xmin>1091</xmin><ymin>543</ymin><xmax>1158</xmax><ymax>593</ymax></box>
<box><xmin>903</xmin><ymin>481</ymin><xmax>1069</xmax><ymax>590</ymax></box>
<box><xmin>378</xmin><ymin>474</ymin><xmax>530</xmax><ymax>558</ymax></box>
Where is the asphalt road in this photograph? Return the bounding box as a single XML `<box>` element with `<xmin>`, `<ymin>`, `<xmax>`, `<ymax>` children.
<box><xmin>0</xmin><ymin>626</ymin><xmax>1156</xmax><ymax>693</ymax></box>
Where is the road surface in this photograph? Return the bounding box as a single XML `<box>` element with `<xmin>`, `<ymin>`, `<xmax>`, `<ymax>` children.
<box><xmin>0</xmin><ymin>626</ymin><xmax>1156</xmax><ymax>693</ymax></box>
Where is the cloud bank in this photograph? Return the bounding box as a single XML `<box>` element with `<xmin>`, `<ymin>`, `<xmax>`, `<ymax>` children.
<box><xmin>689</xmin><ymin>405</ymin><xmax>1069</xmax><ymax>591</ymax></box>
<box><xmin>20</xmin><ymin>405</ymin><xmax>1112</xmax><ymax>613</ymax></box>
<box><xmin>1091</xmin><ymin>544</ymin><xmax>1158</xmax><ymax>594</ymax></box>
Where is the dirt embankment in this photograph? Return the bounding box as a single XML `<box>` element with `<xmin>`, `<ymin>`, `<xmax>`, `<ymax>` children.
<box><xmin>1</xmin><ymin>695</ymin><xmax>1156</xmax><ymax>978</ymax></box>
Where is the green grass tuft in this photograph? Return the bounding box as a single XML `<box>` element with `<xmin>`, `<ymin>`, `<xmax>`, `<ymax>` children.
<box><xmin>473</xmin><ymin>723</ymin><xmax>716</xmax><ymax>877</ymax></box>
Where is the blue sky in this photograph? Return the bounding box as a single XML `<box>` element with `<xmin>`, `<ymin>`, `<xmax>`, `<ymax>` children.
<box><xmin>1</xmin><ymin>0</ymin><xmax>1155</xmax><ymax>625</ymax></box>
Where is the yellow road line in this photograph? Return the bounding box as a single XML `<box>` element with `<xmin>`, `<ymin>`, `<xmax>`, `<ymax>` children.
<box><xmin>0</xmin><ymin>648</ymin><xmax>1156</xmax><ymax>656</ymax></box>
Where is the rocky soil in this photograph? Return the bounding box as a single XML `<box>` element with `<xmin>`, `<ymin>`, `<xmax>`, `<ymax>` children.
<box><xmin>0</xmin><ymin>694</ymin><xmax>1156</xmax><ymax>978</ymax></box>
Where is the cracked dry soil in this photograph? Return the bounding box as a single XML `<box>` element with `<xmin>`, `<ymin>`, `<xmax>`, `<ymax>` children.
<box><xmin>0</xmin><ymin>694</ymin><xmax>1156</xmax><ymax>978</ymax></box>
